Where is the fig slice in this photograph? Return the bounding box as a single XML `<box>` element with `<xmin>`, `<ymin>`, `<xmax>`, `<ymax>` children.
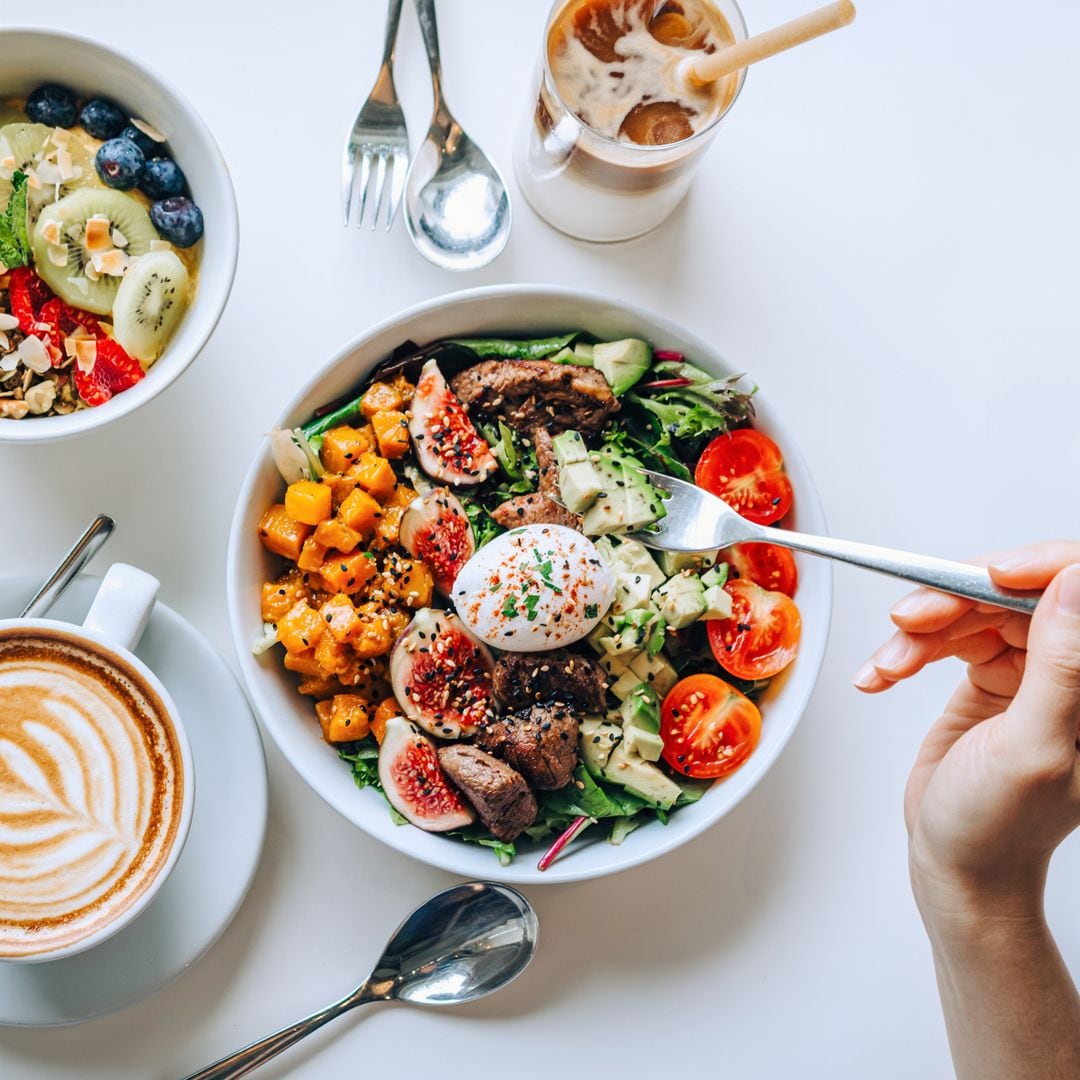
<box><xmin>399</xmin><ymin>488</ymin><xmax>476</xmax><ymax>596</ymax></box>
<box><xmin>378</xmin><ymin>717</ymin><xmax>475</xmax><ymax>832</ymax></box>
<box><xmin>408</xmin><ymin>358</ymin><xmax>498</xmax><ymax>486</ymax></box>
<box><xmin>390</xmin><ymin>608</ymin><xmax>496</xmax><ymax>739</ymax></box>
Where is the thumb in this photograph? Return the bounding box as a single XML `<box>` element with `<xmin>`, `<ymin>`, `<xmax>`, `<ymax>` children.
<box><xmin>1011</xmin><ymin>563</ymin><xmax>1080</xmax><ymax>746</ymax></box>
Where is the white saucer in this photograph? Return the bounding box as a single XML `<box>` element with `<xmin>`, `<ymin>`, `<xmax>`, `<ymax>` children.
<box><xmin>0</xmin><ymin>574</ymin><xmax>268</xmax><ymax>1027</ymax></box>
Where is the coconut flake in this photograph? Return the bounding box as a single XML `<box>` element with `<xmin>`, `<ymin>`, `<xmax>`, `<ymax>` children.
<box><xmin>47</xmin><ymin>243</ymin><xmax>69</xmax><ymax>268</ymax></box>
<box><xmin>0</xmin><ymin>346</ymin><xmax>16</xmax><ymax>371</ymax></box>
<box><xmin>84</xmin><ymin>261</ymin><xmax>101</xmax><ymax>282</ymax></box>
<box><xmin>17</xmin><ymin>335</ymin><xmax>52</xmax><ymax>375</ymax></box>
<box><xmin>50</xmin><ymin>127</ymin><xmax>70</xmax><ymax>148</ymax></box>
<box><xmin>40</xmin><ymin>219</ymin><xmax>63</xmax><ymax>246</ymax></box>
<box><xmin>149</xmin><ymin>238</ymin><xmax>172</xmax><ymax>252</ymax></box>
<box><xmin>75</xmin><ymin>338</ymin><xmax>98</xmax><ymax>372</ymax></box>
<box><xmin>36</xmin><ymin>160</ymin><xmax>63</xmax><ymax>186</ymax></box>
<box><xmin>130</xmin><ymin>117</ymin><xmax>166</xmax><ymax>143</ymax></box>
<box><xmin>92</xmin><ymin>249</ymin><xmax>128</xmax><ymax>276</ymax></box>
<box><xmin>0</xmin><ymin>313</ymin><xmax>18</xmax><ymax>332</ymax></box>
<box><xmin>111</xmin><ymin>227</ymin><xmax>128</xmax><ymax>248</ymax></box>
<box><xmin>84</xmin><ymin>215</ymin><xmax>112</xmax><ymax>252</ymax></box>
<box><xmin>23</xmin><ymin>168</ymin><xmax>41</xmax><ymax>190</ymax></box>
<box><xmin>56</xmin><ymin>147</ymin><xmax>75</xmax><ymax>181</ymax></box>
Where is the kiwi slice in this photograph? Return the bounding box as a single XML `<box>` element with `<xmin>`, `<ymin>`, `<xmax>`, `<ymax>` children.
<box><xmin>112</xmin><ymin>249</ymin><xmax>190</xmax><ymax>362</ymax></box>
<box><xmin>32</xmin><ymin>189</ymin><xmax>158</xmax><ymax>314</ymax></box>
<box><xmin>0</xmin><ymin>122</ymin><xmax>92</xmax><ymax>216</ymax></box>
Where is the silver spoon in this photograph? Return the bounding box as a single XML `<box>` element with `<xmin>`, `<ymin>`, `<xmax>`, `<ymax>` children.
<box><xmin>21</xmin><ymin>514</ymin><xmax>115</xmax><ymax>618</ymax></box>
<box><xmin>630</xmin><ymin>470</ymin><xmax>1041</xmax><ymax>614</ymax></box>
<box><xmin>404</xmin><ymin>0</ymin><xmax>512</xmax><ymax>270</ymax></box>
<box><xmin>183</xmin><ymin>882</ymin><xmax>538</xmax><ymax>1080</ymax></box>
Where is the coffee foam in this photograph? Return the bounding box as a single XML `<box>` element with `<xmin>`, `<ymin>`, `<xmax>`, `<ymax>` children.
<box><xmin>0</xmin><ymin>629</ymin><xmax>184</xmax><ymax>957</ymax></box>
<box><xmin>548</xmin><ymin>0</ymin><xmax>737</xmax><ymax>142</ymax></box>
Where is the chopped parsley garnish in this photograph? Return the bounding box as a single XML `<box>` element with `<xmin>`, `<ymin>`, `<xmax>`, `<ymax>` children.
<box><xmin>524</xmin><ymin>594</ymin><xmax>540</xmax><ymax>621</ymax></box>
<box><xmin>584</xmin><ymin>603</ymin><xmax>599</xmax><ymax>620</ymax></box>
<box><xmin>501</xmin><ymin>596</ymin><xmax>519</xmax><ymax>618</ymax></box>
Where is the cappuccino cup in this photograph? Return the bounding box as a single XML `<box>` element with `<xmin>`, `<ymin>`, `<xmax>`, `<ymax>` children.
<box><xmin>0</xmin><ymin>564</ymin><xmax>194</xmax><ymax>963</ymax></box>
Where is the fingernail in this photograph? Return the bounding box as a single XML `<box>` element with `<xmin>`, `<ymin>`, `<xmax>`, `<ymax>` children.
<box><xmin>872</xmin><ymin>636</ymin><xmax>910</xmax><ymax>671</ymax></box>
<box><xmin>1058</xmin><ymin>564</ymin><xmax>1080</xmax><ymax>615</ymax></box>
<box><xmin>991</xmin><ymin>552</ymin><xmax>1037</xmax><ymax>574</ymax></box>
<box><xmin>890</xmin><ymin>594</ymin><xmax>923</xmax><ymax>618</ymax></box>
<box><xmin>852</xmin><ymin>662</ymin><xmax>878</xmax><ymax>689</ymax></box>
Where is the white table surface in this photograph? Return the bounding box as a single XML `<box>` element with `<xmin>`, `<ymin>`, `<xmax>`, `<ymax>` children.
<box><xmin>3</xmin><ymin>1</ymin><xmax>1078</xmax><ymax>1076</ymax></box>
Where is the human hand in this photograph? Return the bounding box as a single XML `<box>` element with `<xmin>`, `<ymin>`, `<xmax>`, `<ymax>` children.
<box><xmin>853</xmin><ymin>542</ymin><xmax>1080</xmax><ymax>921</ymax></box>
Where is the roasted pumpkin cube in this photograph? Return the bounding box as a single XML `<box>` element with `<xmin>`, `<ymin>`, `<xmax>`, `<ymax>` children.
<box><xmin>319</xmin><ymin>594</ymin><xmax>362</xmax><ymax>643</ymax></box>
<box><xmin>298</xmin><ymin>675</ymin><xmax>342</xmax><ymax>699</ymax></box>
<box><xmin>389</xmin><ymin>374</ymin><xmax>415</xmax><ymax>406</ymax></box>
<box><xmin>370</xmin><ymin>504</ymin><xmax>405</xmax><ymax>550</ymax></box>
<box><xmin>313</xmin><ymin>518</ymin><xmax>362</xmax><ymax>554</ymax></box>
<box><xmin>257</xmin><ymin>504</ymin><xmax>312</xmax><ymax>562</ymax></box>
<box><xmin>285</xmin><ymin>480</ymin><xmax>332</xmax><ymax>526</ymax></box>
<box><xmin>348</xmin><ymin>659</ymin><xmax>391</xmax><ymax>701</ymax></box>
<box><xmin>371</xmin><ymin>697</ymin><xmax>401</xmax><ymax>744</ymax></box>
<box><xmin>320</xmin><ymin>425</ymin><xmax>375</xmax><ymax>474</ymax></box>
<box><xmin>385</xmin><ymin>483</ymin><xmax>419</xmax><ymax>508</ymax></box>
<box><xmin>351</xmin><ymin>602</ymin><xmax>396</xmax><ymax>658</ymax></box>
<box><xmin>360</xmin><ymin>382</ymin><xmax>403</xmax><ymax>418</ymax></box>
<box><xmin>318</xmin><ymin>551</ymin><xmax>378</xmax><ymax>595</ymax></box>
<box><xmin>376</xmin><ymin>553</ymin><xmax>434</xmax><ymax>607</ymax></box>
<box><xmin>314</xmin><ymin>634</ymin><xmax>354</xmax><ymax>676</ymax></box>
<box><xmin>371</xmin><ymin>410</ymin><xmax>410</xmax><ymax>458</ymax></box>
<box><xmin>316</xmin><ymin>694</ymin><xmax>371</xmax><ymax>743</ymax></box>
<box><xmin>261</xmin><ymin>570</ymin><xmax>310</xmax><ymax>623</ymax></box>
<box><xmin>278</xmin><ymin>602</ymin><xmax>325</xmax><ymax>653</ymax></box>
<box><xmin>383</xmin><ymin>607</ymin><xmax>411</xmax><ymax>639</ymax></box>
<box><xmin>338</xmin><ymin>487</ymin><xmax>382</xmax><ymax>535</ymax></box>
<box><xmin>297</xmin><ymin>537</ymin><xmax>329</xmax><ymax>572</ymax></box>
<box><xmin>283</xmin><ymin>648</ymin><xmax>325</xmax><ymax>677</ymax></box>
<box><xmin>350</xmin><ymin>451</ymin><xmax>397</xmax><ymax>502</ymax></box>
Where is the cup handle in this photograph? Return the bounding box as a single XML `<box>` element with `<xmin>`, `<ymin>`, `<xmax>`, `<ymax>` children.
<box><xmin>82</xmin><ymin>563</ymin><xmax>160</xmax><ymax>653</ymax></box>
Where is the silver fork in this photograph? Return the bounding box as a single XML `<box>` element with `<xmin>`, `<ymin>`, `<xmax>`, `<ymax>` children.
<box><xmin>342</xmin><ymin>0</ymin><xmax>409</xmax><ymax>230</ymax></box>
<box><xmin>628</xmin><ymin>470</ymin><xmax>1041</xmax><ymax>614</ymax></box>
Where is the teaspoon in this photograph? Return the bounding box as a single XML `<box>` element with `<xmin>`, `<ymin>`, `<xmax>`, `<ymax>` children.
<box><xmin>183</xmin><ymin>882</ymin><xmax>538</xmax><ymax>1079</ymax></box>
<box><xmin>20</xmin><ymin>513</ymin><xmax>114</xmax><ymax>618</ymax></box>
<box><xmin>404</xmin><ymin>0</ymin><xmax>512</xmax><ymax>270</ymax></box>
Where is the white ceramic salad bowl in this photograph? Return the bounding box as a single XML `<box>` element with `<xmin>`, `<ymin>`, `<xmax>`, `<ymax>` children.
<box><xmin>0</xmin><ymin>28</ymin><xmax>238</xmax><ymax>443</ymax></box>
<box><xmin>226</xmin><ymin>285</ymin><xmax>832</xmax><ymax>884</ymax></box>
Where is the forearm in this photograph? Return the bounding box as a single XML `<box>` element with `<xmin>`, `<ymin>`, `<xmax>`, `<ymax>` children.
<box><xmin>914</xmin><ymin>869</ymin><xmax>1080</xmax><ymax>1080</ymax></box>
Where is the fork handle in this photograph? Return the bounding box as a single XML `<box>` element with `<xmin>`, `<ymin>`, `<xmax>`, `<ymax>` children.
<box><xmin>381</xmin><ymin>0</ymin><xmax>406</xmax><ymax>67</ymax></box>
<box><xmin>745</xmin><ymin>524</ymin><xmax>1040</xmax><ymax>615</ymax></box>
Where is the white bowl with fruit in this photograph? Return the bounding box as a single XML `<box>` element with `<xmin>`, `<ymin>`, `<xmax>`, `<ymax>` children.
<box><xmin>0</xmin><ymin>28</ymin><xmax>238</xmax><ymax>441</ymax></box>
<box><xmin>227</xmin><ymin>285</ymin><xmax>832</xmax><ymax>884</ymax></box>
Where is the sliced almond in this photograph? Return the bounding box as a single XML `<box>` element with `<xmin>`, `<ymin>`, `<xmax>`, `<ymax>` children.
<box><xmin>40</xmin><ymin>219</ymin><xmax>63</xmax><ymax>246</ymax></box>
<box><xmin>111</xmin><ymin>227</ymin><xmax>129</xmax><ymax>248</ymax></box>
<box><xmin>24</xmin><ymin>380</ymin><xmax>57</xmax><ymax>415</ymax></box>
<box><xmin>47</xmin><ymin>243</ymin><xmax>69</xmax><ymax>268</ymax></box>
<box><xmin>0</xmin><ymin>312</ymin><xmax>18</xmax><ymax>332</ymax></box>
<box><xmin>50</xmin><ymin>127</ymin><xmax>70</xmax><ymax>148</ymax></box>
<box><xmin>0</xmin><ymin>350</ymin><xmax>19</xmax><ymax>373</ymax></box>
<box><xmin>0</xmin><ymin>331</ymin><xmax>9</xmax><ymax>352</ymax></box>
<box><xmin>56</xmin><ymin>147</ymin><xmax>75</xmax><ymax>181</ymax></box>
<box><xmin>84</xmin><ymin>215</ymin><xmax>112</xmax><ymax>252</ymax></box>
<box><xmin>36</xmin><ymin>160</ymin><xmax>63</xmax><ymax>186</ymax></box>
<box><xmin>75</xmin><ymin>338</ymin><xmax>98</xmax><ymax>373</ymax></box>
<box><xmin>130</xmin><ymin>117</ymin><xmax>166</xmax><ymax>143</ymax></box>
<box><xmin>17</xmin><ymin>335</ymin><xmax>52</xmax><ymax>375</ymax></box>
<box><xmin>84</xmin><ymin>261</ymin><xmax>101</xmax><ymax>282</ymax></box>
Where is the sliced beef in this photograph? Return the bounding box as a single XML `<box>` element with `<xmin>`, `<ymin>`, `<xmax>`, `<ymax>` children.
<box><xmin>449</xmin><ymin>359</ymin><xmax>618</xmax><ymax>435</ymax></box>
<box><xmin>491</xmin><ymin>492</ymin><xmax>582</xmax><ymax>530</ymax></box>
<box><xmin>531</xmin><ymin>427</ymin><xmax>561</xmax><ymax>497</ymax></box>
<box><xmin>492</xmin><ymin>649</ymin><xmax>608</xmax><ymax>712</ymax></box>
<box><xmin>477</xmin><ymin>703</ymin><xmax>579</xmax><ymax>790</ymax></box>
<box><xmin>437</xmin><ymin>745</ymin><xmax>537</xmax><ymax>842</ymax></box>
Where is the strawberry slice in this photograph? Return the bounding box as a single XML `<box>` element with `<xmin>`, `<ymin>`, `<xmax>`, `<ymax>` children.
<box><xmin>73</xmin><ymin>339</ymin><xmax>145</xmax><ymax>407</ymax></box>
<box><xmin>8</xmin><ymin>267</ymin><xmax>55</xmax><ymax>334</ymax></box>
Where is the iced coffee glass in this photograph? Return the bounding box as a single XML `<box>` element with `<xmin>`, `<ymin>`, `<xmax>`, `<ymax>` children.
<box><xmin>514</xmin><ymin>0</ymin><xmax>748</xmax><ymax>242</ymax></box>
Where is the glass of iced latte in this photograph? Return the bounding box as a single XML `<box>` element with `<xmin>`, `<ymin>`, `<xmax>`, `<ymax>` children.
<box><xmin>514</xmin><ymin>0</ymin><xmax>748</xmax><ymax>242</ymax></box>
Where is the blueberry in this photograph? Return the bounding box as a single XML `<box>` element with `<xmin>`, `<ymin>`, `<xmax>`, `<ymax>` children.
<box><xmin>150</xmin><ymin>197</ymin><xmax>203</xmax><ymax>247</ymax></box>
<box><xmin>119</xmin><ymin>122</ymin><xmax>163</xmax><ymax>157</ymax></box>
<box><xmin>25</xmin><ymin>84</ymin><xmax>78</xmax><ymax>128</ymax></box>
<box><xmin>95</xmin><ymin>138</ymin><xmax>145</xmax><ymax>190</ymax></box>
<box><xmin>79</xmin><ymin>98</ymin><xmax>126</xmax><ymax>140</ymax></box>
<box><xmin>139</xmin><ymin>158</ymin><xmax>186</xmax><ymax>200</ymax></box>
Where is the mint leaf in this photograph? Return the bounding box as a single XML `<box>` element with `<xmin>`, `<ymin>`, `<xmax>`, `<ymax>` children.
<box><xmin>0</xmin><ymin>172</ymin><xmax>31</xmax><ymax>268</ymax></box>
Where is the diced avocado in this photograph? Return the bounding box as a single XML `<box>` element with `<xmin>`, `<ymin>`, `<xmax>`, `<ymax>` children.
<box><xmin>610</xmin><ymin>667</ymin><xmax>644</xmax><ymax>700</ymax></box>
<box><xmin>580</xmin><ymin>718</ymin><xmax>623</xmax><ymax>777</ymax></box>
<box><xmin>549</xmin><ymin>346</ymin><xmax>577</xmax><ymax>364</ymax></box>
<box><xmin>620</xmin><ymin>682</ymin><xmax>661</xmax><ymax>733</ymax></box>
<box><xmin>611</xmin><ymin>539</ymin><xmax>666</xmax><ymax>591</ymax></box>
<box><xmin>574</xmin><ymin>342</ymin><xmax>595</xmax><ymax>365</ymax></box>
<box><xmin>621</xmin><ymin>463</ymin><xmax>666</xmax><ymax>530</ymax></box>
<box><xmin>613</xmin><ymin>570</ymin><xmax>653</xmax><ymax>614</ymax></box>
<box><xmin>592</xmin><ymin>536</ymin><xmax>620</xmax><ymax>571</ymax></box>
<box><xmin>629</xmin><ymin>651</ymin><xmax>678</xmax><ymax>697</ymax></box>
<box><xmin>602</xmin><ymin>740</ymin><xmax>681</xmax><ymax>809</ymax></box>
<box><xmin>586</xmin><ymin>620</ymin><xmax>611</xmax><ymax>654</ymax></box>
<box><xmin>654</xmin><ymin>574</ymin><xmax>706</xmax><ymax>629</ymax></box>
<box><xmin>702</xmin><ymin>584</ymin><xmax>733</xmax><ymax>620</ymax></box>
<box><xmin>624</xmin><ymin>726</ymin><xmax>664</xmax><ymax>762</ymax></box>
<box><xmin>701</xmin><ymin>562</ymin><xmax>730</xmax><ymax>589</ymax></box>
<box><xmin>582</xmin><ymin>489</ymin><xmax>630</xmax><ymax>536</ymax></box>
<box><xmin>552</xmin><ymin>429</ymin><xmax>588</xmax><ymax>467</ymax></box>
<box><xmin>598</xmin><ymin>652</ymin><xmax>629</xmax><ymax>679</ymax></box>
<box><xmin>599</xmin><ymin>628</ymin><xmax>643</xmax><ymax>657</ymax></box>
<box><xmin>559</xmin><ymin>459</ymin><xmax>603</xmax><ymax>513</ymax></box>
<box><xmin>611</xmin><ymin>605</ymin><xmax>667</xmax><ymax>657</ymax></box>
<box><xmin>658</xmin><ymin>549</ymin><xmax>719</xmax><ymax>577</ymax></box>
<box><xmin>593</xmin><ymin>338</ymin><xmax>652</xmax><ymax>396</ymax></box>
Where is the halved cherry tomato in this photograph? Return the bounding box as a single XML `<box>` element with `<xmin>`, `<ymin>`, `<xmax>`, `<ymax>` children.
<box><xmin>707</xmin><ymin>579</ymin><xmax>801</xmax><ymax>680</ymax></box>
<box><xmin>723</xmin><ymin>543</ymin><xmax>798</xmax><ymax>597</ymax></box>
<box><xmin>695</xmin><ymin>429</ymin><xmax>793</xmax><ymax>525</ymax></box>
<box><xmin>660</xmin><ymin>673</ymin><xmax>762</xmax><ymax>780</ymax></box>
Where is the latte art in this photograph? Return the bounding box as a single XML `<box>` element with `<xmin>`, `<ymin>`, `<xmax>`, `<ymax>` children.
<box><xmin>0</xmin><ymin>630</ymin><xmax>184</xmax><ymax>957</ymax></box>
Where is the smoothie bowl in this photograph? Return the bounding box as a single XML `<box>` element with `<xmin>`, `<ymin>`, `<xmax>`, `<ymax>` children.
<box><xmin>0</xmin><ymin>28</ymin><xmax>238</xmax><ymax>442</ymax></box>
<box><xmin>227</xmin><ymin>286</ymin><xmax>831</xmax><ymax>884</ymax></box>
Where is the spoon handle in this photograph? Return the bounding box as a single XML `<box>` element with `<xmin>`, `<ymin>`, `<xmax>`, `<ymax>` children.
<box><xmin>182</xmin><ymin>990</ymin><xmax>374</xmax><ymax>1080</ymax></box>
<box><xmin>414</xmin><ymin>0</ymin><xmax>444</xmax><ymax>88</ymax></box>
<box><xmin>750</xmin><ymin>524</ymin><xmax>1040</xmax><ymax>615</ymax></box>
<box><xmin>20</xmin><ymin>514</ymin><xmax>114</xmax><ymax>619</ymax></box>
